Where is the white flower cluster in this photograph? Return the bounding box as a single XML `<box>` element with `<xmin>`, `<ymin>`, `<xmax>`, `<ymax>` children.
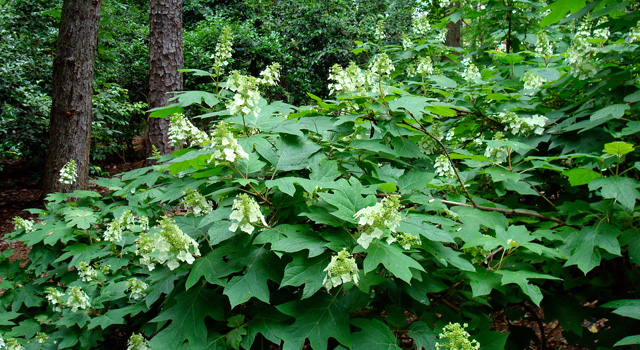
<box><xmin>1</xmin><ymin>337</ymin><xmax>24</xmax><ymax>350</ymax></box>
<box><xmin>369</xmin><ymin>53</ymin><xmax>395</xmax><ymax>79</ymax></box>
<box><xmin>522</xmin><ymin>71</ymin><xmax>544</xmax><ymax>90</ymax></box>
<box><xmin>402</xmin><ymin>33</ymin><xmax>413</xmax><ymax>50</ymax></box>
<box><xmin>135</xmin><ymin>216</ymin><xmax>200</xmax><ymax>271</ymax></box>
<box><xmin>435</xmin><ymin>154</ymin><xmax>456</xmax><ymax>178</ymax></box>
<box><xmin>169</xmin><ymin>113</ymin><xmax>210</xmax><ymax>148</ymax></box>
<box><xmin>45</xmin><ymin>286</ymin><xmax>90</xmax><ymax>313</ymax></box>
<box><xmin>103</xmin><ymin>210</ymin><xmax>143</xmax><ymax>244</ymax></box>
<box><xmin>35</xmin><ymin>333</ymin><xmax>48</xmax><ymax>344</ymax></box>
<box><xmin>226</xmin><ymin>64</ymin><xmax>280</xmax><ymax>118</ymax></box>
<box><xmin>211</xmin><ymin>25</ymin><xmax>233</xmax><ymax>76</ymax></box>
<box><xmin>59</xmin><ymin>159</ymin><xmax>78</xmax><ymax>185</ymax></box>
<box><xmin>229</xmin><ymin>194</ymin><xmax>267</xmax><ymax>234</ymax></box>
<box><xmin>435</xmin><ymin>27</ymin><xmax>448</xmax><ymax>43</ymax></box>
<box><xmin>328</xmin><ymin>62</ymin><xmax>368</xmax><ymax>95</ymax></box>
<box><xmin>628</xmin><ymin>21</ymin><xmax>640</xmax><ymax>43</ymax></box>
<box><xmin>535</xmin><ymin>31</ymin><xmax>554</xmax><ymax>65</ymax></box>
<box><xmin>12</xmin><ymin>216</ymin><xmax>34</xmax><ymax>232</ymax></box>
<box><xmin>435</xmin><ymin>323</ymin><xmax>480</xmax><ymax>350</ymax></box>
<box><xmin>461</xmin><ymin>57</ymin><xmax>481</xmax><ymax>82</ymax></box>
<box><xmin>374</xmin><ymin>20</ymin><xmax>386</xmax><ymax>41</ymax></box>
<box><xmin>125</xmin><ymin>278</ymin><xmax>149</xmax><ymax>300</ymax></box>
<box><xmin>483</xmin><ymin>132</ymin><xmax>509</xmax><ymax>164</ymax></box>
<box><xmin>495</xmin><ymin>111</ymin><xmax>547</xmax><ymax>135</ymax></box>
<box><xmin>354</xmin><ymin>195</ymin><xmax>419</xmax><ymax>249</ymax></box>
<box><xmin>439</xmin><ymin>0</ymin><xmax>451</xmax><ymax>7</ymax></box>
<box><xmin>593</xmin><ymin>18</ymin><xmax>610</xmax><ymax>41</ymax></box>
<box><xmin>416</xmin><ymin>56</ymin><xmax>434</xmax><ymax>75</ymax></box>
<box><xmin>566</xmin><ymin>19</ymin><xmax>599</xmax><ymax>79</ymax></box>
<box><xmin>412</xmin><ymin>11</ymin><xmax>431</xmax><ymax>36</ymax></box>
<box><xmin>127</xmin><ymin>334</ymin><xmax>151</xmax><ymax>350</ymax></box>
<box><xmin>323</xmin><ymin>249</ymin><xmax>359</xmax><ymax>290</ymax></box>
<box><xmin>76</xmin><ymin>261</ymin><xmax>98</xmax><ymax>282</ymax></box>
<box><xmin>209</xmin><ymin>121</ymin><xmax>249</xmax><ymax>165</ymax></box>
<box><xmin>182</xmin><ymin>187</ymin><xmax>214</xmax><ymax>217</ymax></box>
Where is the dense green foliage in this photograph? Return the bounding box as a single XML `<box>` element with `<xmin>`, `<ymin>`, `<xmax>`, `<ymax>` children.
<box><xmin>2</xmin><ymin>0</ymin><xmax>640</xmax><ymax>349</ymax></box>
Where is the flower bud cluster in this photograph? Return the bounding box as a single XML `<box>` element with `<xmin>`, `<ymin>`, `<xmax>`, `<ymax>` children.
<box><xmin>45</xmin><ymin>286</ymin><xmax>90</xmax><ymax>313</ymax></box>
<box><xmin>402</xmin><ymin>33</ymin><xmax>413</xmax><ymax>50</ymax></box>
<box><xmin>369</xmin><ymin>53</ymin><xmax>395</xmax><ymax>79</ymax></box>
<box><xmin>461</xmin><ymin>57</ymin><xmax>481</xmax><ymax>82</ymax></box>
<box><xmin>435</xmin><ymin>323</ymin><xmax>480</xmax><ymax>350</ymax></box>
<box><xmin>59</xmin><ymin>159</ymin><xmax>78</xmax><ymax>185</ymax></box>
<box><xmin>323</xmin><ymin>248</ymin><xmax>359</xmax><ymax>290</ymax></box>
<box><xmin>495</xmin><ymin>111</ymin><xmax>547</xmax><ymax>135</ymax></box>
<box><xmin>182</xmin><ymin>187</ymin><xmax>214</xmax><ymax>217</ymax></box>
<box><xmin>435</xmin><ymin>155</ymin><xmax>456</xmax><ymax>178</ymax></box>
<box><xmin>211</xmin><ymin>25</ymin><xmax>233</xmax><ymax>76</ymax></box>
<box><xmin>76</xmin><ymin>261</ymin><xmax>98</xmax><ymax>282</ymax></box>
<box><xmin>229</xmin><ymin>194</ymin><xmax>267</xmax><ymax>234</ymax></box>
<box><xmin>103</xmin><ymin>210</ymin><xmax>144</xmax><ymax>244</ymax></box>
<box><xmin>127</xmin><ymin>333</ymin><xmax>151</xmax><ymax>350</ymax></box>
<box><xmin>522</xmin><ymin>71</ymin><xmax>544</xmax><ymax>90</ymax></box>
<box><xmin>2</xmin><ymin>337</ymin><xmax>24</xmax><ymax>350</ymax></box>
<box><xmin>125</xmin><ymin>278</ymin><xmax>149</xmax><ymax>300</ymax></box>
<box><xmin>374</xmin><ymin>20</ymin><xmax>386</xmax><ymax>41</ymax></box>
<box><xmin>535</xmin><ymin>31</ymin><xmax>554</xmax><ymax>64</ymax></box>
<box><xmin>12</xmin><ymin>216</ymin><xmax>34</xmax><ymax>232</ymax></box>
<box><xmin>135</xmin><ymin>216</ymin><xmax>200</xmax><ymax>271</ymax></box>
<box><xmin>209</xmin><ymin>121</ymin><xmax>249</xmax><ymax>165</ymax></box>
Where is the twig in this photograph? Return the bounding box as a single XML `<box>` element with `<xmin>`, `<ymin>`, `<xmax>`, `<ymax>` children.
<box><xmin>439</xmin><ymin>199</ymin><xmax>565</xmax><ymax>225</ymax></box>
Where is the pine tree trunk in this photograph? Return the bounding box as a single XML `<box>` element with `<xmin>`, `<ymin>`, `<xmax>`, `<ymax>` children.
<box><xmin>42</xmin><ymin>0</ymin><xmax>102</xmax><ymax>195</ymax></box>
<box><xmin>146</xmin><ymin>0</ymin><xmax>183</xmax><ymax>159</ymax></box>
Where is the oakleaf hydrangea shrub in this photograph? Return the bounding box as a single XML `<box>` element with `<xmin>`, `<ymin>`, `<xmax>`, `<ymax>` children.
<box><xmin>1</xmin><ymin>4</ymin><xmax>640</xmax><ymax>349</ymax></box>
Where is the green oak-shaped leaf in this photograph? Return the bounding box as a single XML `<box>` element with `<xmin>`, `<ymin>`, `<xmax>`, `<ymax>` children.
<box><xmin>562</xmin><ymin>168</ymin><xmax>602</xmax><ymax>186</ymax></box>
<box><xmin>223</xmin><ymin>246</ymin><xmax>282</xmax><ymax>308</ymax></box>
<box><xmin>358</xmin><ymin>241</ymin><xmax>425</xmax><ymax>283</ymax></box>
<box><xmin>150</xmin><ymin>286</ymin><xmax>225</xmax><ymax>349</ymax></box>
<box><xmin>270</xmin><ymin>225</ymin><xmax>327</xmax><ymax>258</ymax></box>
<box><xmin>588</xmin><ymin>176</ymin><xmax>640</xmax><ymax>211</ymax></box>
<box><xmin>603</xmin><ymin>299</ymin><xmax>640</xmax><ymax>320</ymax></box>
<box><xmin>64</xmin><ymin>208</ymin><xmax>97</xmax><ymax>230</ymax></box>
<box><xmin>351</xmin><ymin>318</ymin><xmax>401</xmax><ymax>350</ymax></box>
<box><xmin>280</xmin><ymin>254</ymin><xmax>327</xmax><ymax>299</ymax></box>
<box><xmin>496</xmin><ymin>270</ymin><xmax>561</xmax><ymax>306</ymax></box>
<box><xmin>603</xmin><ymin>141</ymin><xmax>634</xmax><ymax>156</ymax></box>
<box><xmin>407</xmin><ymin>321</ymin><xmax>438</xmax><ymax>350</ymax></box>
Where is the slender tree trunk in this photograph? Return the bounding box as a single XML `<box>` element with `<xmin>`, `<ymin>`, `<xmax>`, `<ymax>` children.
<box><xmin>42</xmin><ymin>0</ymin><xmax>102</xmax><ymax>195</ymax></box>
<box><xmin>445</xmin><ymin>1</ymin><xmax>462</xmax><ymax>48</ymax></box>
<box><xmin>146</xmin><ymin>0</ymin><xmax>183</xmax><ymax>160</ymax></box>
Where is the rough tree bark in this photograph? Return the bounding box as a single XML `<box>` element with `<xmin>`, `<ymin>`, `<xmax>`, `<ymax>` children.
<box><xmin>42</xmin><ymin>0</ymin><xmax>102</xmax><ymax>195</ymax></box>
<box><xmin>445</xmin><ymin>1</ymin><xmax>462</xmax><ymax>48</ymax></box>
<box><xmin>146</xmin><ymin>0</ymin><xmax>184</xmax><ymax>160</ymax></box>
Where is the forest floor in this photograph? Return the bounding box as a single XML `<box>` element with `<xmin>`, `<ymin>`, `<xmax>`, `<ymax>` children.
<box><xmin>0</xmin><ymin>159</ymin><xmax>589</xmax><ymax>350</ymax></box>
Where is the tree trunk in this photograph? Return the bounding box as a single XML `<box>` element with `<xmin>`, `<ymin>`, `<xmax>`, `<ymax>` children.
<box><xmin>445</xmin><ymin>1</ymin><xmax>462</xmax><ymax>48</ymax></box>
<box><xmin>146</xmin><ymin>0</ymin><xmax>183</xmax><ymax>159</ymax></box>
<box><xmin>42</xmin><ymin>0</ymin><xmax>102</xmax><ymax>195</ymax></box>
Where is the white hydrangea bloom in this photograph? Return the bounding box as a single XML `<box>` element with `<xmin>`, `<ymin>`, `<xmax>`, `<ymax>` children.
<box><xmin>374</xmin><ymin>20</ymin><xmax>386</xmax><ymax>40</ymax></box>
<box><xmin>0</xmin><ymin>334</ymin><xmax>5</xmax><ymax>348</ymax></box>
<box><xmin>66</xmin><ymin>286</ymin><xmax>90</xmax><ymax>312</ymax></box>
<box><xmin>125</xmin><ymin>278</ymin><xmax>149</xmax><ymax>300</ymax></box>
<box><xmin>593</xmin><ymin>18</ymin><xmax>610</xmax><ymax>40</ymax></box>
<box><xmin>522</xmin><ymin>71</ymin><xmax>544</xmax><ymax>90</ymax></box>
<box><xmin>323</xmin><ymin>249</ymin><xmax>359</xmax><ymax>290</ymax></box>
<box><xmin>435</xmin><ymin>154</ymin><xmax>456</xmax><ymax>178</ymax></box>
<box><xmin>418</xmin><ymin>125</ymin><xmax>444</xmax><ymax>155</ymax></box>
<box><xmin>439</xmin><ymin>0</ymin><xmax>451</xmax><ymax>7</ymax></box>
<box><xmin>416</xmin><ymin>56</ymin><xmax>434</xmax><ymax>75</ymax></box>
<box><xmin>401</xmin><ymin>33</ymin><xmax>413</xmax><ymax>50</ymax></box>
<box><xmin>208</xmin><ymin>121</ymin><xmax>249</xmax><ymax>166</ymax></box>
<box><xmin>483</xmin><ymin>132</ymin><xmax>509</xmax><ymax>164</ymax></box>
<box><xmin>566</xmin><ymin>19</ymin><xmax>599</xmax><ymax>79</ymax></box>
<box><xmin>35</xmin><ymin>333</ymin><xmax>48</xmax><ymax>344</ymax></box>
<box><xmin>226</xmin><ymin>71</ymin><xmax>264</xmax><ymax>118</ymax></box>
<box><xmin>59</xmin><ymin>159</ymin><xmax>78</xmax><ymax>185</ymax></box>
<box><xmin>182</xmin><ymin>188</ymin><xmax>214</xmax><ymax>216</ymax></box>
<box><xmin>435</xmin><ymin>27</ymin><xmax>448</xmax><ymax>43</ymax></box>
<box><xmin>369</xmin><ymin>53</ymin><xmax>395</xmax><ymax>79</ymax></box>
<box><xmin>354</xmin><ymin>195</ymin><xmax>405</xmax><ymax>249</ymax></box>
<box><xmin>328</xmin><ymin>62</ymin><xmax>368</xmax><ymax>95</ymax></box>
<box><xmin>127</xmin><ymin>334</ymin><xmax>151</xmax><ymax>350</ymax></box>
<box><xmin>134</xmin><ymin>216</ymin><xmax>200</xmax><ymax>271</ymax></box>
<box><xmin>3</xmin><ymin>338</ymin><xmax>24</xmax><ymax>350</ymax></box>
<box><xmin>495</xmin><ymin>111</ymin><xmax>547</xmax><ymax>135</ymax></box>
<box><xmin>12</xmin><ymin>216</ymin><xmax>34</xmax><ymax>232</ymax></box>
<box><xmin>211</xmin><ymin>25</ymin><xmax>233</xmax><ymax>76</ymax></box>
<box><xmin>104</xmin><ymin>210</ymin><xmax>143</xmax><ymax>244</ymax></box>
<box><xmin>76</xmin><ymin>261</ymin><xmax>98</xmax><ymax>282</ymax></box>
<box><xmin>435</xmin><ymin>323</ymin><xmax>480</xmax><ymax>350</ymax></box>
<box><xmin>628</xmin><ymin>21</ymin><xmax>640</xmax><ymax>43</ymax></box>
<box><xmin>461</xmin><ymin>57</ymin><xmax>481</xmax><ymax>82</ymax></box>
<box><xmin>169</xmin><ymin>113</ymin><xmax>210</xmax><ymax>147</ymax></box>
<box><xmin>535</xmin><ymin>31</ymin><xmax>554</xmax><ymax>64</ymax></box>
<box><xmin>45</xmin><ymin>287</ymin><xmax>66</xmax><ymax>312</ymax></box>
<box><xmin>412</xmin><ymin>11</ymin><xmax>431</xmax><ymax>36</ymax></box>
<box><xmin>229</xmin><ymin>194</ymin><xmax>268</xmax><ymax>234</ymax></box>
<box><xmin>258</xmin><ymin>62</ymin><xmax>281</xmax><ymax>86</ymax></box>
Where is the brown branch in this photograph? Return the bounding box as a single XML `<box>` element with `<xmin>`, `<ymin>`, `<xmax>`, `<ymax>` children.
<box><xmin>440</xmin><ymin>199</ymin><xmax>565</xmax><ymax>225</ymax></box>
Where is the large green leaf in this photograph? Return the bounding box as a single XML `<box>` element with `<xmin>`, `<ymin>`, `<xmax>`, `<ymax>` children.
<box><xmin>358</xmin><ymin>242</ymin><xmax>425</xmax><ymax>283</ymax></box>
<box><xmin>223</xmin><ymin>246</ymin><xmax>282</xmax><ymax>308</ymax></box>
<box><xmin>389</xmin><ymin>95</ymin><xmax>431</xmax><ymax>118</ymax></box>
<box><xmin>273</xmin><ymin>135</ymin><xmax>322</xmax><ymax>172</ymax></box>
<box><xmin>407</xmin><ymin>321</ymin><xmax>438</xmax><ymax>350</ymax></box>
<box><xmin>496</xmin><ymin>269</ymin><xmax>561</xmax><ymax>306</ymax></box>
<box><xmin>564</xmin><ymin>225</ymin><xmax>622</xmax><ymax>274</ymax></box>
<box><xmin>270</xmin><ymin>224</ymin><xmax>327</xmax><ymax>258</ymax></box>
<box><xmin>588</xmin><ymin>177</ymin><xmax>640</xmax><ymax>211</ymax></box>
<box><xmin>351</xmin><ymin>318</ymin><xmax>401</xmax><ymax>350</ymax></box>
<box><xmin>280</xmin><ymin>254</ymin><xmax>327</xmax><ymax>299</ymax></box>
<box><xmin>150</xmin><ymin>286</ymin><xmax>225</xmax><ymax>349</ymax></box>
<box><xmin>562</xmin><ymin>168</ymin><xmax>602</xmax><ymax>186</ymax></box>
<box><xmin>64</xmin><ymin>208</ymin><xmax>97</xmax><ymax>230</ymax></box>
